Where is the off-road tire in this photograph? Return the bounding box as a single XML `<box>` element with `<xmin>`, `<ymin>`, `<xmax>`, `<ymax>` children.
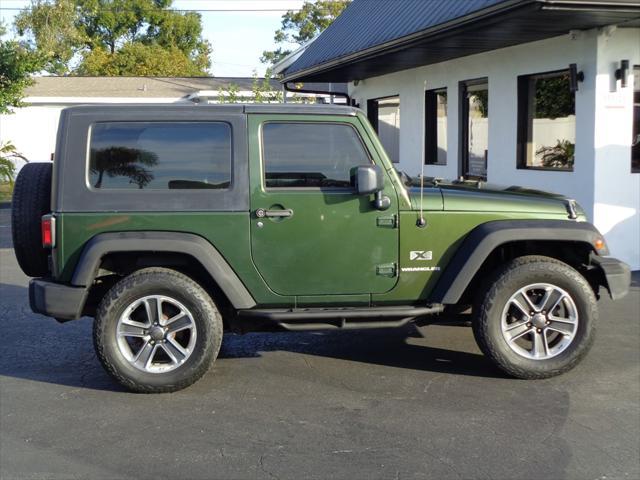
<box><xmin>11</xmin><ymin>162</ymin><xmax>52</xmax><ymax>277</ymax></box>
<box><xmin>94</xmin><ymin>268</ymin><xmax>223</xmax><ymax>393</ymax></box>
<box><xmin>473</xmin><ymin>255</ymin><xmax>597</xmax><ymax>379</ymax></box>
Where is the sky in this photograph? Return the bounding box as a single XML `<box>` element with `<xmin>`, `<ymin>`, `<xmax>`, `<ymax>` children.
<box><xmin>0</xmin><ymin>0</ymin><xmax>306</xmax><ymax>77</ymax></box>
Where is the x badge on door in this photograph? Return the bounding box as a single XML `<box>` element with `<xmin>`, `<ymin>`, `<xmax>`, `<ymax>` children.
<box><xmin>410</xmin><ymin>251</ymin><xmax>432</xmax><ymax>261</ymax></box>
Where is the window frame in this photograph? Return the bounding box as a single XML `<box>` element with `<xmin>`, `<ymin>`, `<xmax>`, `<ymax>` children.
<box><xmin>632</xmin><ymin>65</ymin><xmax>640</xmax><ymax>174</ymax></box>
<box><xmin>58</xmin><ymin>107</ymin><xmax>248</xmax><ymax>213</ymax></box>
<box><xmin>516</xmin><ymin>68</ymin><xmax>576</xmax><ymax>172</ymax></box>
<box><xmin>459</xmin><ymin>78</ymin><xmax>489</xmax><ymax>180</ymax></box>
<box><xmin>259</xmin><ymin>120</ymin><xmax>373</xmax><ymax>192</ymax></box>
<box><xmin>366</xmin><ymin>95</ymin><xmax>400</xmax><ymax>164</ymax></box>
<box><xmin>424</xmin><ymin>87</ymin><xmax>447</xmax><ymax>166</ymax></box>
<box><xmin>85</xmin><ymin>120</ymin><xmax>233</xmax><ymax>191</ymax></box>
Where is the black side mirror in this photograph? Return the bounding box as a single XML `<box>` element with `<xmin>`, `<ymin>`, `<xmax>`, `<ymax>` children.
<box><xmin>354</xmin><ymin>165</ymin><xmax>383</xmax><ymax>194</ymax></box>
<box><xmin>353</xmin><ymin>165</ymin><xmax>390</xmax><ymax>210</ymax></box>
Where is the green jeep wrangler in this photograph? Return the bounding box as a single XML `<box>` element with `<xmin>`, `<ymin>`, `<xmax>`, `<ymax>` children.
<box><xmin>12</xmin><ymin>104</ymin><xmax>630</xmax><ymax>393</ymax></box>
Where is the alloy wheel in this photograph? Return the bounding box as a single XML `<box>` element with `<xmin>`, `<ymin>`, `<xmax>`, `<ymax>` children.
<box><xmin>501</xmin><ymin>283</ymin><xmax>579</xmax><ymax>360</ymax></box>
<box><xmin>116</xmin><ymin>295</ymin><xmax>197</xmax><ymax>373</ymax></box>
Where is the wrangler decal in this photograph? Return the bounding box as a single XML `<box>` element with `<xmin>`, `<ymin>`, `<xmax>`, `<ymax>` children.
<box><xmin>401</xmin><ymin>266</ymin><xmax>441</xmax><ymax>272</ymax></box>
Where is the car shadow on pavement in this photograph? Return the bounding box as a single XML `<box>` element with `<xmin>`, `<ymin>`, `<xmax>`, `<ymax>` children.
<box><xmin>219</xmin><ymin>320</ymin><xmax>506</xmax><ymax>379</ymax></box>
<box><xmin>0</xmin><ymin>283</ymin><xmax>126</xmax><ymax>392</ymax></box>
<box><xmin>1</xmin><ymin>282</ymin><xmax>503</xmax><ymax>391</ymax></box>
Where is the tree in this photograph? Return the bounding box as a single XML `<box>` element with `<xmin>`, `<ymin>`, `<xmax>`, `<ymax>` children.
<box><xmin>0</xmin><ymin>23</ymin><xmax>43</xmax><ymax>113</ymax></box>
<box><xmin>13</xmin><ymin>0</ymin><xmax>83</xmax><ymax>75</ymax></box>
<box><xmin>79</xmin><ymin>43</ymin><xmax>208</xmax><ymax>76</ymax></box>
<box><xmin>251</xmin><ymin>70</ymin><xmax>282</xmax><ymax>103</ymax></box>
<box><xmin>261</xmin><ymin>0</ymin><xmax>350</xmax><ymax>67</ymax></box>
<box><xmin>90</xmin><ymin>146</ymin><xmax>158</xmax><ymax>189</ymax></box>
<box><xmin>15</xmin><ymin>0</ymin><xmax>212</xmax><ymax>76</ymax></box>
<box><xmin>1</xmin><ymin>24</ymin><xmax>40</xmax><ymax>183</ymax></box>
<box><xmin>217</xmin><ymin>83</ymin><xmax>239</xmax><ymax>104</ymax></box>
<box><xmin>215</xmin><ymin>70</ymin><xmax>282</xmax><ymax>104</ymax></box>
<box><xmin>533</xmin><ymin>74</ymin><xmax>574</xmax><ymax>119</ymax></box>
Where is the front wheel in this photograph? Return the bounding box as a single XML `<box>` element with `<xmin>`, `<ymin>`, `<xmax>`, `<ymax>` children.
<box><xmin>94</xmin><ymin>268</ymin><xmax>223</xmax><ymax>393</ymax></box>
<box><xmin>473</xmin><ymin>256</ymin><xmax>597</xmax><ymax>379</ymax></box>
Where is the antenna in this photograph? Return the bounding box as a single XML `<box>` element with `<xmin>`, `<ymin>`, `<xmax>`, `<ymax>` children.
<box><xmin>417</xmin><ymin>80</ymin><xmax>427</xmax><ymax>228</ymax></box>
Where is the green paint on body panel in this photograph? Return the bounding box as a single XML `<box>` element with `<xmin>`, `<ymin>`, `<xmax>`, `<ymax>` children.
<box><xmin>247</xmin><ymin>114</ymin><xmax>400</xmax><ymax>296</ymax></box>
<box><xmin>56</xmin><ymin>212</ymin><xmax>293</xmax><ymax>306</ymax></box>
<box><xmin>51</xmin><ymin>108</ymin><xmax>587</xmax><ymax>310</ymax></box>
<box><xmin>372</xmin><ymin>210</ymin><xmax>572</xmax><ymax>304</ymax></box>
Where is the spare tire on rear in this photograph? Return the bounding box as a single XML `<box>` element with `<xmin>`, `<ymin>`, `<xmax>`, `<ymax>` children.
<box><xmin>11</xmin><ymin>162</ymin><xmax>53</xmax><ymax>277</ymax></box>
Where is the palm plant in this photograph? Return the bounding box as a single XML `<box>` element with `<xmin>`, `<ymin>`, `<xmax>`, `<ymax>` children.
<box><xmin>536</xmin><ymin>139</ymin><xmax>575</xmax><ymax>169</ymax></box>
<box><xmin>0</xmin><ymin>141</ymin><xmax>28</xmax><ymax>184</ymax></box>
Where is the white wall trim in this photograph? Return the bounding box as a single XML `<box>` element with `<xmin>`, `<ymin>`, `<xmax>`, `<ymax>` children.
<box><xmin>348</xmin><ymin>28</ymin><xmax>640</xmax><ymax>269</ymax></box>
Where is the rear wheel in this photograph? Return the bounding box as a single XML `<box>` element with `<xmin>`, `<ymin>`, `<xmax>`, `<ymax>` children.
<box><xmin>94</xmin><ymin>268</ymin><xmax>223</xmax><ymax>393</ymax></box>
<box><xmin>473</xmin><ymin>256</ymin><xmax>597</xmax><ymax>379</ymax></box>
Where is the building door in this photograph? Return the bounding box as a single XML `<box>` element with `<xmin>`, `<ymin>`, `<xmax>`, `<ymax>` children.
<box><xmin>248</xmin><ymin>115</ymin><xmax>399</xmax><ymax>297</ymax></box>
<box><xmin>460</xmin><ymin>79</ymin><xmax>488</xmax><ymax>180</ymax></box>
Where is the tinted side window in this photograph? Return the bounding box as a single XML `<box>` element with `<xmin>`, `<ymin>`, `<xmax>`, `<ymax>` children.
<box><xmin>88</xmin><ymin>122</ymin><xmax>231</xmax><ymax>190</ymax></box>
<box><xmin>262</xmin><ymin>122</ymin><xmax>370</xmax><ymax>188</ymax></box>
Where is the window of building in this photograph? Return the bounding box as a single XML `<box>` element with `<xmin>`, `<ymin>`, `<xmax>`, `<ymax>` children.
<box><xmin>88</xmin><ymin>122</ymin><xmax>232</xmax><ymax>190</ymax></box>
<box><xmin>424</xmin><ymin>88</ymin><xmax>447</xmax><ymax>165</ymax></box>
<box><xmin>517</xmin><ymin>70</ymin><xmax>576</xmax><ymax>171</ymax></box>
<box><xmin>460</xmin><ymin>79</ymin><xmax>489</xmax><ymax>179</ymax></box>
<box><xmin>367</xmin><ymin>96</ymin><xmax>400</xmax><ymax>163</ymax></box>
<box><xmin>261</xmin><ymin>122</ymin><xmax>370</xmax><ymax>189</ymax></box>
<box><xmin>632</xmin><ymin>65</ymin><xmax>640</xmax><ymax>173</ymax></box>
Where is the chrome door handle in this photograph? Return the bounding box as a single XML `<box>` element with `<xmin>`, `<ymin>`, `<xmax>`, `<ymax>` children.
<box><xmin>255</xmin><ymin>208</ymin><xmax>293</xmax><ymax>218</ymax></box>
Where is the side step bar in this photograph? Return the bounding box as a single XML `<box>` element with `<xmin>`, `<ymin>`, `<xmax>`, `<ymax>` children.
<box><xmin>236</xmin><ymin>305</ymin><xmax>444</xmax><ymax>331</ymax></box>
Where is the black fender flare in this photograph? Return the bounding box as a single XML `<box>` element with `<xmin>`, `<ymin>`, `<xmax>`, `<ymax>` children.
<box><xmin>71</xmin><ymin>231</ymin><xmax>256</xmax><ymax>309</ymax></box>
<box><xmin>430</xmin><ymin>220</ymin><xmax>606</xmax><ymax>304</ymax></box>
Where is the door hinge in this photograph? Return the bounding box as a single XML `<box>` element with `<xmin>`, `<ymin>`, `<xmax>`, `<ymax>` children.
<box><xmin>376</xmin><ymin>263</ymin><xmax>397</xmax><ymax>277</ymax></box>
<box><xmin>376</xmin><ymin>214</ymin><xmax>398</xmax><ymax>228</ymax></box>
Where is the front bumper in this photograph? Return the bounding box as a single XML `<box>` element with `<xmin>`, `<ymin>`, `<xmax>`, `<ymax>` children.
<box><xmin>591</xmin><ymin>256</ymin><xmax>631</xmax><ymax>301</ymax></box>
<box><xmin>29</xmin><ymin>278</ymin><xmax>88</xmax><ymax>320</ymax></box>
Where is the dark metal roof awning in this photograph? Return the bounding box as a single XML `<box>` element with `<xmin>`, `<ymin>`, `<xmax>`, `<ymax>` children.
<box><xmin>282</xmin><ymin>1</ymin><xmax>640</xmax><ymax>84</ymax></box>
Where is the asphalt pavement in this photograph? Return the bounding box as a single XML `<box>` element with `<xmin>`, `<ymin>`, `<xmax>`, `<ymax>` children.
<box><xmin>1</xmin><ymin>208</ymin><xmax>639</xmax><ymax>480</ymax></box>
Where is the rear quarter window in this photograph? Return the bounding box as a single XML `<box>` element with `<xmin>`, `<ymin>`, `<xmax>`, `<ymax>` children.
<box><xmin>88</xmin><ymin>122</ymin><xmax>232</xmax><ymax>190</ymax></box>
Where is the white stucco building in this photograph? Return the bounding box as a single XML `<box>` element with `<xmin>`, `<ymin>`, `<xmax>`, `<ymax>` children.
<box><xmin>0</xmin><ymin>76</ymin><xmax>278</xmax><ymax>163</ymax></box>
<box><xmin>0</xmin><ymin>75</ymin><xmax>336</xmax><ymax>164</ymax></box>
<box><xmin>279</xmin><ymin>0</ymin><xmax>640</xmax><ymax>270</ymax></box>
